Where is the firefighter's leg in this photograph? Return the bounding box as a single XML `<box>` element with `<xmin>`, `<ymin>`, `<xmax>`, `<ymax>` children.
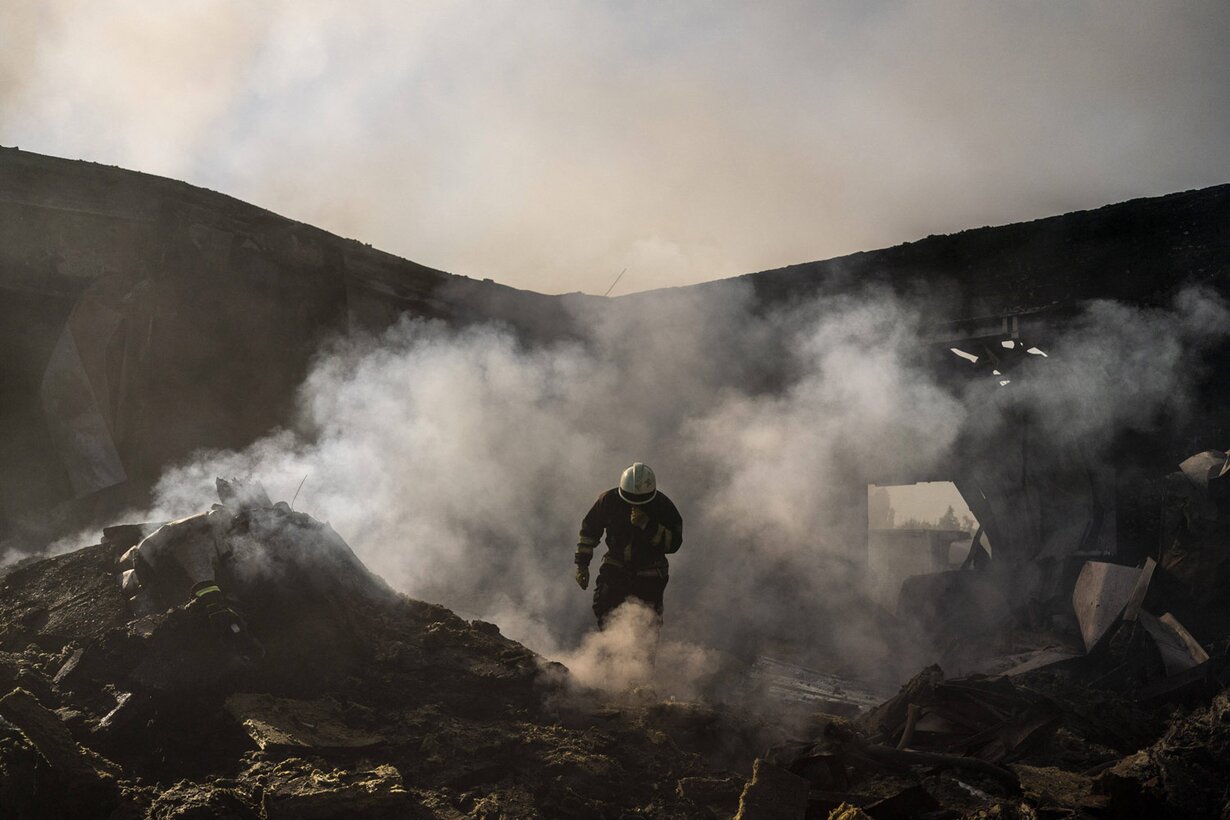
<box><xmin>592</xmin><ymin>564</ymin><xmax>632</xmax><ymax>629</ymax></box>
<box><xmin>630</xmin><ymin>574</ymin><xmax>668</xmax><ymax>664</ymax></box>
<box><xmin>629</xmin><ymin>573</ymin><xmax>668</xmax><ymax>625</ymax></box>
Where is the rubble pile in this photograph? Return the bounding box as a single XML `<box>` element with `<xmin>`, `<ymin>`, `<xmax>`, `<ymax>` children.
<box><xmin>0</xmin><ymin>500</ymin><xmax>768</xmax><ymax>819</ymax></box>
<box><xmin>731</xmin><ymin>552</ymin><xmax>1230</xmax><ymax>820</ymax></box>
<box><xmin>736</xmin><ymin>655</ymin><xmax>1230</xmax><ymax>819</ymax></box>
<box><xmin>718</xmin><ymin>448</ymin><xmax>1230</xmax><ymax>818</ymax></box>
<box><xmin>8</xmin><ymin>479</ymin><xmax>1230</xmax><ymax>817</ymax></box>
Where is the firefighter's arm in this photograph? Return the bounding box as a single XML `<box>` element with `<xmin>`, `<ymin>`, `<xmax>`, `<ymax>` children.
<box><xmin>192</xmin><ymin>581</ymin><xmax>245</xmax><ymax>635</ymax></box>
<box><xmin>576</xmin><ymin>495</ymin><xmax>605</xmax><ymax>567</ymax></box>
<box><xmin>649</xmin><ymin>503</ymin><xmax>683</xmax><ymax>555</ymax></box>
<box><xmin>192</xmin><ymin>581</ymin><xmax>265</xmax><ymax>658</ymax></box>
<box><xmin>650</xmin><ymin>520</ymin><xmax>682</xmax><ymax>554</ymax></box>
<box><xmin>575</xmin><ymin>495</ymin><xmax>607</xmax><ymax>590</ymax></box>
<box><xmin>629</xmin><ymin>506</ymin><xmax>682</xmax><ymax>554</ymax></box>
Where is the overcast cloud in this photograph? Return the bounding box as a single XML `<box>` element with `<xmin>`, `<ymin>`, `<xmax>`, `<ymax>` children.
<box><xmin>2</xmin><ymin>1</ymin><xmax>1228</xmax><ymax>294</ymax></box>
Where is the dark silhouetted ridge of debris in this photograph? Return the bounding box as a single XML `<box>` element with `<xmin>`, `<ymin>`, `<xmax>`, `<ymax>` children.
<box><xmin>741</xmin><ymin>553</ymin><xmax>1230</xmax><ymax>820</ymax></box>
<box><xmin>0</xmin><ymin>507</ymin><xmax>773</xmax><ymax>819</ymax></box>
<box><xmin>12</xmin><ymin>495</ymin><xmax>1230</xmax><ymax>816</ymax></box>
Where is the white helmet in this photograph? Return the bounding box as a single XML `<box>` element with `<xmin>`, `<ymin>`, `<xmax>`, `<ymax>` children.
<box><xmin>619</xmin><ymin>463</ymin><xmax>657</xmax><ymax>505</ymax></box>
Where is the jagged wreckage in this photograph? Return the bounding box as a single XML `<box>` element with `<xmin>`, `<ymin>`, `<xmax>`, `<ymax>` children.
<box><xmin>693</xmin><ymin>187</ymin><xmax>1230</xmax><ymax>815</ymax></box>
<box><xmin>854</xmin><ymin>315</ymin><xmax>1230</xmax><ymax>686</ymax></box>
<box><xmin>4</xmin><ymin>148</ymin><xmax>1230</xmax><ymax>816</ymax></box>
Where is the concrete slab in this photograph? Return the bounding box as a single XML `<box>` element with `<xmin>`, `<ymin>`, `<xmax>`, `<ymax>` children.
<box><xmin>224</xmin><ymin>693</ymin><xmax>385</xmax><ymax>751</ymax></box>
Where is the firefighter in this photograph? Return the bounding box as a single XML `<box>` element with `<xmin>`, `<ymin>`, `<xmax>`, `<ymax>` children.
<box><xmin>118</xmin><ymin>478</ymin><xmax>265</xmax><ymax>657</ymax></box>
<box><xmin>123</xmin><ymin>506</ymin><xmax>244</xmax><ymax>629</ymax></box>
<box><xmin>574</xmin><ymin>463</ymin><xmax>683</xmax><ymax>628</ymax></box>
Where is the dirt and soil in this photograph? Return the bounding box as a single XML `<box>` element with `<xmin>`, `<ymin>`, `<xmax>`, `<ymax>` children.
<box><xmin>0</xmin><ymin>529</ymin><xmax>780</xmax><ymax>819</ymax></box>
<box><xmin>4</xmin><ymin>526</ymin><xmax>1230</xmax><ymax>818</ymax></box>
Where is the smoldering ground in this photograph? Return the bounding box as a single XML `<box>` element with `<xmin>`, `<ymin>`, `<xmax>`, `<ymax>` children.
<box><xmin>116</xmin><ymin>282</ymin><xmax>1228</xmax><ymax>697</ymax></box>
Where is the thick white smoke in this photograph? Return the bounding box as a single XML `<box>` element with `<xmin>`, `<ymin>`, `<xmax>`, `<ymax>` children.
<box><xmin>122</xmin><ymin>282</ymin><xmax>1227</xmax><ymax>692</ymax></box>
<box><xmin>555</xmin><ymin>601</ymin><xmax>724</xmax><ymax>700</ymax></box>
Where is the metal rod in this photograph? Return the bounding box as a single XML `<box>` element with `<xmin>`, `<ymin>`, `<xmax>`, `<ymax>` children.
<box><xmin>290</xmin><ymin>475</ymin><xmax>308</xmax><ymax>510</ymax></box>
<box><xmin>603</xmin><ymin>268</ymin><xmax>627</xmax><ymax>297</ymax></box>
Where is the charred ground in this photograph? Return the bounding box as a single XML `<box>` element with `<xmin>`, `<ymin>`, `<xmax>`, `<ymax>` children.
<box><xmin>0</xmin><ymin>523</ymin><xmax>772</xmax><ymax>818</ymax></box>
<box><xmin>6</xmin><ymin>509</ymin><xmax>1230</xmax><ymax>818</ymax></box>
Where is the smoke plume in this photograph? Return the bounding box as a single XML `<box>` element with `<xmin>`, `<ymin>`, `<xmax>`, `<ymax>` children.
<box><xmin>113</xmin><ymin>282</ymin><xmax>1227</xmax><ymax>694</ymax></box>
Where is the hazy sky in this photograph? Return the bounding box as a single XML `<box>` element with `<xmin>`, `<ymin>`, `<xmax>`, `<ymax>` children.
<box><xmin>3</xmin><ymin>1</ymin><xmax>1228</xmax><ymax>294</ymax></box>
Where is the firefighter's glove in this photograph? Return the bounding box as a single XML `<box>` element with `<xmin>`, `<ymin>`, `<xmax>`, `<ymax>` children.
<box><xmin>233</xmin><ymin>626</ymin><xmax>266</xmax><ymax>662</ymax></box>
<box><xmin>630</xmin><ymin>506</ymin><xmax>650</xmax><ymax>530</ymax></box>
<box><xmin>208</xmin><ymin>605</ymin><xmax>246</xmax><ymax>637</ymax></box>
<box><xmin>575</xmin><ymin>565</ymin><xmax>590</xmax><ymax>590</ymax></box>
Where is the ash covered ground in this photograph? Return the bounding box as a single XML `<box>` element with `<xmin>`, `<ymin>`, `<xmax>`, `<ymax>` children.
<box><xmin>0</xmin><ymin>505</ymin><xmax>768</xmax><ymax>818</ymax></box>
<box><xmin>7</xmin><ymin>483</ymin><xmax>1230</xmax><ymax>819</ymax></box>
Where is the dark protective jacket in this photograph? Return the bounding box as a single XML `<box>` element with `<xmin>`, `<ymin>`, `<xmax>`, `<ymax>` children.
<box><xmin>575</xmin><ymin>489</ymin><xmax>683</xmax><ymax>574</ymax></box>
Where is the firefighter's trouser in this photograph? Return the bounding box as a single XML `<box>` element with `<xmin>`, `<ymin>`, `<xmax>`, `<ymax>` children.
<box><xmin>593</xmin><ymin>563</ymin><xmax>668</xmax><ymax>629</ymax></box>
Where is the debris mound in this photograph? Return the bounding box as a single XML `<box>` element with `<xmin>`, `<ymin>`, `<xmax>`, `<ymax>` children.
<box><xmin>10</xmin><ymin>471</ymin><xmax>1230</xmax><ymax>817</ymax></box>
<box><xmin>0</xmin><ymin>489</ymin><xmax>756</xmax><ymax>818</ymax></box>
